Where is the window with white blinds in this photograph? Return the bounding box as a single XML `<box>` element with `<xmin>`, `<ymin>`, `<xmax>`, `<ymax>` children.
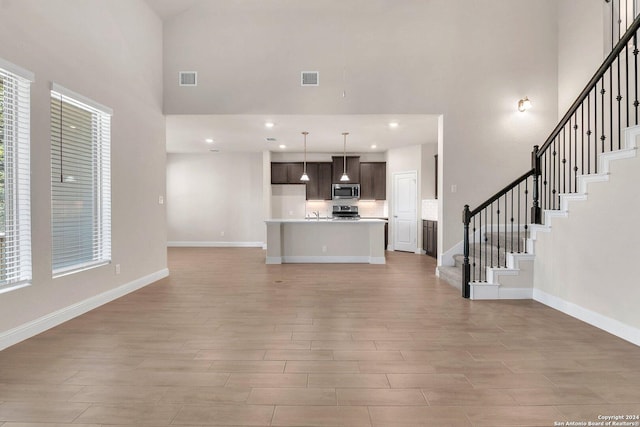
<box><xmin>0</xmin><ymin>58</ymin><xmax>32</xmax><ymax>292</ymax></box>
<box><xmin>50</xmin><ymin>84</ymin><xmax>111</xmax><ymax>277</ymax></box>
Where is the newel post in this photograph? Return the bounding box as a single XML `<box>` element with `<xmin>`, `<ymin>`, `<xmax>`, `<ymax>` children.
<box><xmin>462</xmin><ymin>205</ymin><xmax>471</xmax><ymax>299</ymax></box>
<box><xmin>531</xmin><ymin>145</ymin><xmax>542</xmax><ymax>224</ymax></box>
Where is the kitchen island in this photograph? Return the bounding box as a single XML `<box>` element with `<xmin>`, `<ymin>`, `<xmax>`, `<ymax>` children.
<box><xmin>265</xmin><ymin>219</ymin><xmax>386</xmax><ymax>264</ymax></box>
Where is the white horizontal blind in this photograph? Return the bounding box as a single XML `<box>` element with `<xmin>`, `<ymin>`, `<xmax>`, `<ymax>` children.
<box><xmin>50</xmin><ymin>88</ymin><xmax>111</xmax><ymax>276</ymax></box>
<box><xmin>0</xmin><ymin>63</ymin><xmax>32</xmax><ymax>291</ymax></box>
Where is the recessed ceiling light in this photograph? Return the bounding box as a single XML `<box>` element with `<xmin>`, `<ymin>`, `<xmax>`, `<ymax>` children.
<box><xmin>371</xmin><ymin>144</ymin><xmax>377</xmax><ymax>149</ymax></box>
<box><xmin>205</xmin><ymin>138</ymin><xmax>214</xmax><ymax>143</ymax></box>
<box><xmin>389</xmin><ymin>122</ymin><xmax>399</xmax><ymax>128</ymax></box>
<box><xmin>265</xmin><ymin>122</ymin><xmax>275</xmax><ymax>128</ymax></box>
<box><xmin>279</xmin><ymin>144</ymin><xmax>286</xmax><ymax>149</ymax></box>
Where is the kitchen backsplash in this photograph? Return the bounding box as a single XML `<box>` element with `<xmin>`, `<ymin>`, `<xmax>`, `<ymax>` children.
<box><xmin>422</xmin><ymin>199</ymin><xmax>438</xmax><ymax>220</ymax></box>
<box><xmin>271</xmin><ymin>185</ymin><xmax>388</xmax><ymax>219</ymax></box>
<box><xmin>305</xmin><ymin>200</ymin><xmax>387</xmax><ymax>218</ymax></box>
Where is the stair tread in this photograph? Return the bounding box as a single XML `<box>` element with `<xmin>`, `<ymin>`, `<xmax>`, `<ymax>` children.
<box><xmin>438</xmin><ymin>266</ymin><xmax>462</xmax><ymax>289</ymax></box>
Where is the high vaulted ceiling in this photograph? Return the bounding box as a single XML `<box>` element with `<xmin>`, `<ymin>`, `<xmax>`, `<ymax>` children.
<box><xmin>145</xmin><ymin>0</ymin><xmax>442</xmax><ymax>154</ymax></box>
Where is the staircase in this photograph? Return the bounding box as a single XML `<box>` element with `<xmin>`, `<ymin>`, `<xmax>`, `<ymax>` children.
<box><xmin>448</xmin><ymin>5</ymin><xmax>640</xmax><ymax>299</ymax></box>
<box><xmin>440</xmin><ymin>124</ymin><xmax>640</xmax><ymax>299</ymax></box>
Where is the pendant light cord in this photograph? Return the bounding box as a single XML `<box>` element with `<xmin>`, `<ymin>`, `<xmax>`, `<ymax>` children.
<box><xmin>302</xmin><ymin>131</ymin><xmax>308</xmax><ymax>174</ymax></box>
<box><xmin>342</xmin><ymin>132</ymin><xmax>348</xmax><ymax>175</ymax></box>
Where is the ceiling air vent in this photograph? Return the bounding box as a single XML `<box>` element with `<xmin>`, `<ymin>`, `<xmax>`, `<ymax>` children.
<box><xmin>179</xmin><ymin>71</ymin><xmax>197</xmax><ymax>86</ymax></box>
<box><xmin>301</xmin><ymin>71</ymin><xmax>319</xmax><ymax>86</ymax></box>
<box><xmin>265</xmin><ymin>137</ymin><xmax>277</xmax><ymax>142</ymax></box>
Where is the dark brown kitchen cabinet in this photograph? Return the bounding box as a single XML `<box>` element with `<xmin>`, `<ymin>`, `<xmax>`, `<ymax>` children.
<box><xmin>423</xmin><ymin>220</ymin><xmax>437</xmax><ymax>258</ymax></box>
<box><xmin>332</xmin><ymin>156</ymin><xmax>360</xmax><ymax>183</ymax></box>
<box><xmin>360</xmin><ymin>162</ymin><xmax>386</xmax><ymax>200</ymax></box>
<box><xmin>271</xmin><ymin>162</ymin><xmax>304</xmax><ymax>184</ymax></box>
<box><xmin>305</xmin><ymin>162</ymin><xmax>332</xmax><ymax>200</ymax></box>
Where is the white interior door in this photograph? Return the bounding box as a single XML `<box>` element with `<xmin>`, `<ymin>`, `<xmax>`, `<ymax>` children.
<box><xmin>392</xmin><ymin>171</ymin><xmax>417</xmax><ymax>253</ymax></box>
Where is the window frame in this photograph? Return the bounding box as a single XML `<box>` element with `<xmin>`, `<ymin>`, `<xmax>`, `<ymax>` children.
<box><xmin>0</xmin><ymin>57</ymin><xmax>33</xmax><ymax>294</ymax></box>
<box><xmin>50</xmin><ymin>83</ymin><xmax>112</xmax><ymax>278</ymax></box>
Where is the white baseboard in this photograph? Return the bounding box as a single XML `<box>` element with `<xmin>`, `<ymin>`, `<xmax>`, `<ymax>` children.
<box><xmin>533</xmin><ymin>288</ymin><xmax>640</xmax><ymax>347</ymax></box>
<box><xmin>499</xmin><ymin>287</ymin><xmax>533</xmax><ymax>299</ymax></box>
<box><xmin>281</xmin><ymin>256</ymin><xmax>384</xmax><ymax>264</ymax></box>
<box><xmin>0</xmin><ymin>268</ymin><xmax>169</xmax><ymax>351</ymax></box>
<box><xmin>168</xmin><ymin>241</ymin><xmax>264</xmax><ymax>248</ymax></box>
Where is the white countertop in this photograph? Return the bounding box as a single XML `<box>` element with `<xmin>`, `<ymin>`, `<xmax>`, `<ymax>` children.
<box><xmin>266</xmin><ymin>218</ymin><xmax>387</xmax><ymax>224</ymax></box>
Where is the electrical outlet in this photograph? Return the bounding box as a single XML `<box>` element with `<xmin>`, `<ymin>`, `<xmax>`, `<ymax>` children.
<box><xmin>220</xmin><ymin>231</ymin><xmax>225</xmax><ymax>237</ymax></box>
<box><xmin>158</xmin><ymin>195</ymin><xmax>164</xmax><ymax>205</ymax></box>
<box><xmin>451</xmin><ymin>184</ymin><xmax>457</xmax><ymax>193</ymax></box>
<box><xmin>322</xmin><ymin>245</ymin><xmax>327</xmax><ymax>253</ymax></box>
<box><xmin>115</xmin><ymin>264</ymin><xmax>121</xmax><ymax>274</ymax></box>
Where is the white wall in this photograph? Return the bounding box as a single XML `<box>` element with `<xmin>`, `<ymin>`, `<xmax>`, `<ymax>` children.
<box><xmin>271</xmin><ymin>185</ymin><xmax>306</xmax><ymax>220</ymax></box>
<box><xmin>0</xmin><ymin>1</ymin><xmax>166</xmax><ymax>336</ymax></box>
<box><xmin>166</xmin><ymin>153</ymin><xmax>265</xmax><ymax>245</ymax></box>
<box><xmin>557</xmin><ymin>0</ymin><xmax>605</xmax><ymax>116</ymax></box>
<box><xmin>533</xmin><ymin>148</ymin><xmax>640</xmax><ymax>340</ymax></box>
<box><xmin>162</xmin><ymin>0</ymin><xmax>560</xmax><ymax>254</ymax></box>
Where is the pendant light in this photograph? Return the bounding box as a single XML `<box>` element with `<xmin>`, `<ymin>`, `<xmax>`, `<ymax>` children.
<box><xmin>300</xmin><ymin>131</ymin><xmax>310</xmax><ymax>181</ymax></box>
<box><xmin>340</xmin><ymin>132</ymin><xmax>350</xmax><ymax>181</ymax></box>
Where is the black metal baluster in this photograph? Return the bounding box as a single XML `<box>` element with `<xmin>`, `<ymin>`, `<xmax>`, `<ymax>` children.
<box><xmin>472</xmin><ymin>216</ymin><xmax>476</xmax><ymax>283</ymax></box>
<box><xmin>582</xmin><ymin>101</ymin><xmax>586</xmax><ymax>176</ymax></box>
<box><xmin>588</xmin><ymin>93</ymin><xmax>592</xmax><ymax>173</ymax></box>
<box><xmin>617</xmin><ymin>54</ymin><xmax>622</xmax><ymax>150</ymax></box>
<box><xmin>557</xmin><ymin>135</ymin><xmax>561</xmax><ymax>207</ymax></box>
<box><xmin>544</xmin><ymin>151</ymin><xmax>548</xmax><ymax>210</ymax></box>
<box><xmin>552</xmin><ymin>138</ymin><xmax>557</xmax><ymax>209</ymax></box>
<box><xmin>517</xmin><ymin>183</ymin><xmax>521</xmax><ymax>253</ymax></box>
<box><xmin>562</xmin><ymin>127</ymin><xmax>567</xmax><ymax>195</ymax></box>
<box><xmin>510</xmin><ymin>189</ymin><xmax>514</xmax><ymax>255</ymax></box>
<box><xmin>503</xmin><ymin>194</ymin><xmax>507</xmax><ymax>265</ymax></box>
<box><xmin>593</xmin><ymin>82</ymin><xmax>598</xmax><ymax>173</ymax></box>
<box><xmin>601</xmin><ymin>79</ymin><xmax>606</xmax><ymax>153</ymax></box>
<box><xmin>634</xmin><ymin>33</ymin><xmax>638</xmax><ymax>125</ymax></box>
<box><xmin>610</xmin><ymin>58</ymin><xmax>614</xmax><ymax>152</ymax></box>
<box><xmin>568</xmin><ymin>118</ymin><xmax>572</xmax><ymax>193</ymax></box>
<box><xmin>574</xmin><ymin>112</ymin><xmax>579</xmax><ymax>192</ymax></box>
<box><xmin>484</xmin><ymin>209</ymin><xmax>488</xmax><ymax>281</ymax></box>
<box><xmin>524</xmin><ymin>178</ymin><xmax>529</xmax><ymax>251</ymax></box>
<box><xmin>502</xmin><ymin>195</ymin><xmax>506</xmax><ymax>266</ymax></box>
<box><xmin>490</xmin><ymin>203</ymin><xmax>494</xmax><ymax>268</ymax></box>
<box><xmin>495</xmin><ymin>201</ymin><xmax>500</xmax><ymax>267</ymax></box>
<box><xmin>626</xmin><ymin>29</ymin><xmax>630</xmax><ymax>127</ymax></box>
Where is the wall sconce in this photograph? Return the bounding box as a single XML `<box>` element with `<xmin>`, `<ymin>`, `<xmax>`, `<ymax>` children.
<box><xmin>518</xmin><ymin>96</ymin><xmax>532</xmax><ymax>112</ymax></box>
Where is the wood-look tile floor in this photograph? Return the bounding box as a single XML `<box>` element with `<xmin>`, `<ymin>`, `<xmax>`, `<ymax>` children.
<box><xmin>1</xmin><ymin>247</ymin><xmax>640</xmax><ymax>426</ymax></box>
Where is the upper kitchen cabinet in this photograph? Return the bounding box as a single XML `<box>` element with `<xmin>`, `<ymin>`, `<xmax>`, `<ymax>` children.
<box><xmin>305</xmin><ymin>162</ymin><xmax>332</xmax><ymax>200</ymax></box>
<box><xmin>332</xmin><ymin>156</ymin><xmax>360</xmax><ymax>183</ymax></box>
<box><xmin>271</xmin><ymin>162</ymin><xmax>304</xmax><ymax>184</ymax></box>
<box><xmin>360</xmin><ymin>162</ymin><xmax>386</xmax><ymax>200</ymax></box>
